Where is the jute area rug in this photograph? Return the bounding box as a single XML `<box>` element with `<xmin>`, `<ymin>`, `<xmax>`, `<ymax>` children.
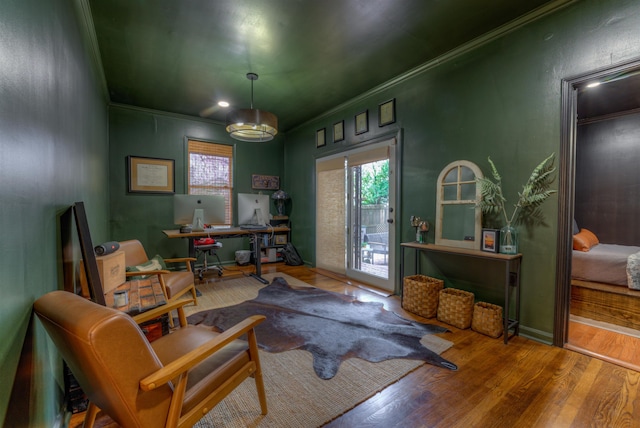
<box><xmin>185</xmin><ymin>273</ymin><xmax>452</xmax><ymax>428</ymax></box>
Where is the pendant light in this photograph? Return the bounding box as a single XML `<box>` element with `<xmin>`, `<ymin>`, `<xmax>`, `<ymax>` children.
<box><xmin>226</xmin><ymin>73</ymin><xmax>278</xmax><ymax>142</ymax></box>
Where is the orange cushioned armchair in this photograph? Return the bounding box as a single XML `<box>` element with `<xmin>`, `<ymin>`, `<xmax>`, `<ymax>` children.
<box><xmin>34</xmin><ymin>290</ymin><xmax>267</xmax><ymax>427</ymax></box>
<box><xmin>119</xmin><ymin>239</ymin><xmax>197</xmax><ymax>324</ymax></box>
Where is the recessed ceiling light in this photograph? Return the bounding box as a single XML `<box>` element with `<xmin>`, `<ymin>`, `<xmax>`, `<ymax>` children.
<box><xmin>218</xmin><ymin>101</ymin><xmax>230</xmax><ymax>107</ymax></box>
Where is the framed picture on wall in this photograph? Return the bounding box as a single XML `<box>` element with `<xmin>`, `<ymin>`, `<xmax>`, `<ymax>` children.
<box><xmin>127</xmin><ymin>156</ymin><xmax>175</xmax><ymax>193</ymax></box>
<box><xmin>378</xmin><ymin>98</ymin><xmax>396</xmax><ymax>127</ymax></box>
<box><xmin>316</xmin><ymin>128</ymin><xmax>326</xmax><ymax>148</ymax></box>
<box><xmin>252</xmin><ymin>174</ymin><xmax>280</xmax><ymax>190</ymax></box>
<box><xmin>333</xmin><ymin>120</ymin><xmax>344</xmax><ymax>143</ymax></box>
<box><xmin>355</xmin><ymin>110</ymin><xmax>368</xmax><ymax>135</ymax></box>
<box><xmin>481</xmin><ymin>228</ymin><xmax>500</xmax><ymax>253</ymax></box>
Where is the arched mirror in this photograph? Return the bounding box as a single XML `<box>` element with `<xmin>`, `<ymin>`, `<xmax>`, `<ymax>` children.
<box><xmin>435</xmin><ymin>160</ymin><xmax>483</xmax><ymax>249</ymax></box>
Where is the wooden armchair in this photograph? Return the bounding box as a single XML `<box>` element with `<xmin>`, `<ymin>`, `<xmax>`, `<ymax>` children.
<box><xmin>119</xmin><ymin>239</ymin><xmax>197</xmax><ymax>326</ymax></box>
<box><xmin>34</xmin><ymin>290</ymin><xmax>267</xmax><ymax>428</ymax></box>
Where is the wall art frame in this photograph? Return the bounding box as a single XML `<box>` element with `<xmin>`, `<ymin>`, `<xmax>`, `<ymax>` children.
<box><xmin>316</xmin><ymin>127</ymin><xmax>326</xmax><ymax>148</ymax></box>
<box><xmin>355</xmin><ymin>110</ymin><xmax>369</xmax><ymax>135</ymax></box>
<box><xmin>252</xmin><ymin>174</ymin><xmax>280</xmax><ymax>190</ymax></box>
<box><xmin>333</xmin><ymin>120</ymin><xmax>344</xmax><ymax>143</ymax></box>
<box><xmin>378</xmin><ymin>98</ymin><xmax>396</xmax><ymax>127</ymax></box>
<box><xmin>127</xmin><ymin>156</ymin><xmax>175</xmax><ymax>194</ymax></box>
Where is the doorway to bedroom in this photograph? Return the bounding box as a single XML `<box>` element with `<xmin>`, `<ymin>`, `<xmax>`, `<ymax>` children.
<box><xmin>556</xmin><ymin>59</ymin><xmax>640</xmax><ymax>370</ymax></box>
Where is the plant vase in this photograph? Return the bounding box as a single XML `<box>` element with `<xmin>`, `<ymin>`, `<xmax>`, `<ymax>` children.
<box><xmin>499</xmin><ymin>224</ymin><xmax>518</xmax><ymax>254</ymax></box>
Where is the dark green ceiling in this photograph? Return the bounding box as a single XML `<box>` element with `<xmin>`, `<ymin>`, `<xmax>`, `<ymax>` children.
<box><xmin>89</xmin><ymin>0</ymin><xmax>557</xmax><ymax>132</ymax></box>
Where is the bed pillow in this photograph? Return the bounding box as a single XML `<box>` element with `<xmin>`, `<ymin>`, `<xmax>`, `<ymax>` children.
<box><xmin>573</xmin><ymin>228</ymin><xmax>599</xmax><ymax>252</ymax></box>
<box><xmin>126</xmin><ymin>254</ymin><xmax>167</xmax><ymax>279</ymax></box>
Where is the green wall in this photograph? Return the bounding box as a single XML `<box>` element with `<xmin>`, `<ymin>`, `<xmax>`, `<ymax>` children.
<box><xmin>0</xmin><ymin>0</ymin><xmax>109</xmax><ymax>425</ymax></box>
<box><xmin>107</xmin><ymin>105</ymin><xmax>285</xmax><ymax>261</ymax></box>
<box><xmin>284</xmin><ymin>0</ymin><xmax>640</xmax><ymax>343</ymax></box>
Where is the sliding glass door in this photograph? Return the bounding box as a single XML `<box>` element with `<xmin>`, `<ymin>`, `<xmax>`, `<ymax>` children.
<box><xmin>316</xmin><ymin>138</ymin><xmax>396</xmax><ymax>291</ymax></box>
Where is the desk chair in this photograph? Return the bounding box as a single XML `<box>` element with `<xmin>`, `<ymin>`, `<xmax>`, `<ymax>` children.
<box><xmin>34</xmin><ymin>290</ymin><xmax>267</xmax><ymax>428</ymax></box>
<box><xmin>194</xmin><ymin>238</ymin><xmax>224</xmax><ymax>280</ymax></box>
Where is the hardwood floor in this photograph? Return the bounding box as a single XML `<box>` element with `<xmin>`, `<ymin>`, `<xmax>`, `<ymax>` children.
<box><xmin>70</xmin><ymin>263</ymin><xmax>640</xmax><ymax>428</ymax></box>
<box><xmin>567</xmin><ymin>319</ymin><xmax>640</xmax><ymax>372</ymax></box>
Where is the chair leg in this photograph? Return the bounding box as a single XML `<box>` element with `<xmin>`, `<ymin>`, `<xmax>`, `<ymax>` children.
<box><xmin>82</xmin><ymin>402</ymin><xmax>99</xmax><ymax>428</ymax></box>
<box><xmin>190</xmin><ymin>285</ymin><xmax>198</xmax><ymax>306</ymax></box>
<box><xmin>247</xmin><ymin>329</ymin><xmax>268</xmax><ymax>415</ymax></box>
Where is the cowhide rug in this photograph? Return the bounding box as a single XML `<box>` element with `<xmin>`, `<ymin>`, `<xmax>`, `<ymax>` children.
<box><xmin>187</xmin><ymin>277</ymin><xmax>458</xmax><ymax>379</ymax></box>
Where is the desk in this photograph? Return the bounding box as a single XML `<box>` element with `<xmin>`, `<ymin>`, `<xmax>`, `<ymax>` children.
<box><xmin>163</xmin><ymin>226</ymin><xmax>290</xmax><ymax>283</ymax></box>
<box><xmin>400</xmin><ymin>242</ymin><xmax>522</xmax><ymax>344</ymax></box>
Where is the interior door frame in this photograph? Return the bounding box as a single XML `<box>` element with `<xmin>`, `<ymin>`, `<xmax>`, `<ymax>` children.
<box><xmin>553</xmin><ymin>58</ymin><xmax>640</xmax><ymax>346</ymax></box>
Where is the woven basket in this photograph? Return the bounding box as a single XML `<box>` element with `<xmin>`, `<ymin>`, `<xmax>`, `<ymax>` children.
<box><xmin>402</xmin><ymin>275</ymin><xmax>444</xmax><ymax>318</ymax></box>
<box><xmin>472</xmin><ymin>302</ymin><xmax>504</xmax><ymax>338</ymax></box>
<box><xmin>437</xmin><ymin>288</ymin><xmax>474</xmax><ymax>329</ymax></box>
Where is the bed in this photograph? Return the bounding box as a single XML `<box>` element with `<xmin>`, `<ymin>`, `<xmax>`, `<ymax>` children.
<box><xmin>570</xmin><ymin>228</ymin><xmax>640</xmax><ymax>329</ymax></box>
<box><xmin>572</xmin><ymin>243</ymin><xmax>640</xmax><ymax>288</ymax></box>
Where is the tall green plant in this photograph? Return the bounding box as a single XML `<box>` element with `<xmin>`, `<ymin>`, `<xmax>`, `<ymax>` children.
<box><xmin>476</xmin><ymin>153</ymin><xmax>557</xmax><ymax>227</ymax></box>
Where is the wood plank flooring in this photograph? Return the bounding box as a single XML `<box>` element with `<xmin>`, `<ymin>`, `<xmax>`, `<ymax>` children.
<box><xmin>70</xmin><ymin>263</ymin><xmax>640</xmax><ymax>428</ymax></box>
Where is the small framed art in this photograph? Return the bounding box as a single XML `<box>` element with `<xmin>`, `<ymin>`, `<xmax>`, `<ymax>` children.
<box><xmin>378</xmin><ymin>98</ymin><xmax>396</xmax><ymax>127</ymax></box>
<box><xmin>127</xmin><ymin>156</ymin><xmax>175</xmax><ymax>194</ymax></box>
<box><xmin>481</xmin><ymin>228</ymin><xmax>500</xmax><ymax>253</ymax></box>
<box><xmin>355</xmin><ymin>110</ymin><xmax>368</xmax><ymax>135</ymax></box>
<box><xmin>252</xmin><ymin>174</ymin><xmax>280</xmax><ymax>190</ymax></box>
<box><xmin>275</xmin><ymin>234</ymin><xmax>287</xmax><ymax>245</ymax></box>
<box><xmin>333</xmin><ymin>120</ymin><xmax>344</xmax><ymax>143</ymax></box>
<box><xmin>316</xmin><ymin>128</ymin><xmax>326</xmax><ymax>148</ymax></box>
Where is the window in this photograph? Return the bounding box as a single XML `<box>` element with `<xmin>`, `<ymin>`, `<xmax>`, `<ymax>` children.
<box><xmin>187</xmin><ymin>139</ymin><xmax>233</xmax><ymax>225</ymax></box>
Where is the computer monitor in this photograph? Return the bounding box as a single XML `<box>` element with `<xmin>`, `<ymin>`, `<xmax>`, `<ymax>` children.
<box><xmin>237</xmin><ymin>193</ymin><xmax>270</xmax><ymax>226</ymax></box>
<box><xmin>173</xmin><ymin>194</ymin><xmax>226</xmax><ymax>231</ymax></box>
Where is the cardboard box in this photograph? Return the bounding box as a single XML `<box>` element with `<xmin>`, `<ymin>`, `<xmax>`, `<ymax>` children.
<box><xmin>96</xmin><ymin>250</ymin><xmax>126</xmax><ymax>294</ymax></box>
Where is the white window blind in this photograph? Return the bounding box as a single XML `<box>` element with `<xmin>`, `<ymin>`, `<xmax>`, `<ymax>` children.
<box><xmin>316</xmin><ymin>156</ymin><xmax>346</xmax><ymax>274</ymax></box>
<box><xmin>187</xmin><ymin>139</ymin><xmax>233</xmax><ymax>225</ymax></box>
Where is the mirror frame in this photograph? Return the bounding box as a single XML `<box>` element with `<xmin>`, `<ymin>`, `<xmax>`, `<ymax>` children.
<box><xmin>435</xmin><ymin>160</ymin><xmax>483</xmax><ymax>250</ymax></box>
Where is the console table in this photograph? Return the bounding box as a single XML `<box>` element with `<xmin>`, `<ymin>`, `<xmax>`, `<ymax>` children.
<box><xmin>400</xmin><ymin>242</ymin><xmax>522</xmax><ymax>344</ymax></box>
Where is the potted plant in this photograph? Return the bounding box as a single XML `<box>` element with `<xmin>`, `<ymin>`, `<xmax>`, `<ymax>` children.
<box><xmin>476</xmin><ymin>153</ymin><xmax>557</xmax><ymax>254</ymax></box>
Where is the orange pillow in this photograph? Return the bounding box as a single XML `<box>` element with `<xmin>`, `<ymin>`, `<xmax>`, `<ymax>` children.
<box><xmin>573</xmin><ymin>228</ymin><xmax>599</xmax><ymax>252</ymax></box>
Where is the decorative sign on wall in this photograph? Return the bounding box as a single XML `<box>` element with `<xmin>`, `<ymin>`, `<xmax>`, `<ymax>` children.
<box><xmin>252</xmin><ymin>174</ymin><xmax>280</xmax><ymax>190</ymax></box>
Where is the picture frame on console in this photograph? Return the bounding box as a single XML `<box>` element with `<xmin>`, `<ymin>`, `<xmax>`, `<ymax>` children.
<box><xmin>481</xmin><ymin>228</ymin><xmax>500</xmax><ymax>253</ymax></box>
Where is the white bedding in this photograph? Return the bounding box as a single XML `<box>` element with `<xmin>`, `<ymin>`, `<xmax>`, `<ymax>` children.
<box><xmin>572</xmin><ymin>244</ymin><xmax>640</xmax><ymax>287</ymax></box>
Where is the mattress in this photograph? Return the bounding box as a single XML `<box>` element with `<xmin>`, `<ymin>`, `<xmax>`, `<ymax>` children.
<box><xmin>571</xmin><ymin>244</ymin><xmax>640</xmax><ymax>287</ymax></box>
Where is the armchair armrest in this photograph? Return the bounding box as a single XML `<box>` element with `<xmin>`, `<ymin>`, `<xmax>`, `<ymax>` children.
<box><xmin>164</xmin><ymin>257</ymin><xmax>197</xmax><ymax>264</ymax></box>
<box><xmin>163</xmin><ymin>257</ymin><xmax>196</xmax><ymax>272</ymax></box>
<box><xmin>131</xmin><ymin>298</ymin><xmax>195</xmax><ymax>327</ymax></box>
<box><xmin>140</xmin><ymin>315</ymin><xmax>266</xmax><ymax>391</ymax></box>
<box><xmin>125</xmin><ymin>270</ymin><xmax>171</xmax><ymax>278</ymax></box>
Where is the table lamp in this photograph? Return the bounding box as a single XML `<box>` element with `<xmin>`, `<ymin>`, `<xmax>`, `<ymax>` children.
<box><xmin>271</xmin><ymin>190</ymin><xmax>290</xmax><ymax>219</ymax></box>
